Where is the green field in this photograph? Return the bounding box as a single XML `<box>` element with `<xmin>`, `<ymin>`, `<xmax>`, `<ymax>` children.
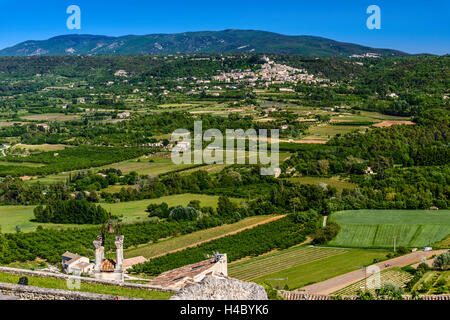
<box><xmin>125</xmin><ymin>215</ymin><xmax>281</xmax><ymax>259</ymax></box>
<box><xmin>284</xmin><ymin>176</ymin><xmax>357</xmax><ymax>192</ymax></box>
<box><xmin>0</xmin><ymin>272</ymin><xmax>172</xmax><ymax>300</ymax></box>
<box><xmin>252</xmin><ymin>248</ymin><xmax>389</xmax><ymax>290</ymax></box>
<box><xmin>229</xmin><ymin>246</ymin><xmax>348</xmax><ymax>281</ymax></box>
<box><xmin>329</xmin><ymin>210</ymin><xmax>450</xmax><ymax>248</ymax></box>
<box><xmin>101</xmin><ymin>156</ymin><xmax>196</xmax><ymax>176</ymax></box>
<box><xmin>27</xmin><ymin>154</ymin><xmax>197</xmax><ymax>184</ymax></box>
<box><xmin>0</xmin><ymin>193</ymin><xmax>239</xmax><ymax>233</ymax></box>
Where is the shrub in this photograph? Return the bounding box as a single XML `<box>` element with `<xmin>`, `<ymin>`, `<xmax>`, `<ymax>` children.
<box><xmin>147</xmin><ymin>202</ymin><xmax>170</xmax><ymax>219</ymax></box>
<box><xmin>433</xmin><ymin>252</ymin><xmax>450</xmax><ymax>270</ymax></box>
<box><xmin>169</xmin><ymin>206</ymin><xmax>200</xmax><ymax>221</ymax></box>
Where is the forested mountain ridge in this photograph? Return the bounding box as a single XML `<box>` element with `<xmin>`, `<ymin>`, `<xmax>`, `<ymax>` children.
<box><xmin>0</xmin><ymin>30</ymin><xmax>409</xmax><ymax>57</ymax></box>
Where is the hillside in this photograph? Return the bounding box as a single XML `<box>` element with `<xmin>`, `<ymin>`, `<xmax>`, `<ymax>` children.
<box><xmin>0</xmin><ymin>29</ymin><xmax>408</xmax><ymax>57</ymax></box>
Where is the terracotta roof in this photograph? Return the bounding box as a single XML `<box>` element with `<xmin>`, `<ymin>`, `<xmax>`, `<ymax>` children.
<box><xmin>62</xmin><ymin>251</ymin><xmax>81</xmax><ymax>260</ymax></box>
<box><xmin>72</xmin><ymin>262</ymin><xmax>93</xmax><ymax>270</ymax></box>
<box><xmin>101</xmin><ymin>259</ymin><xmax>116</xmax><ymax>272</ymax></box>
<box><xmin>123</xmin><ymin>256</ymin><xmax>147</xmax><ymax>269</ymax></box>
<box><xmin>151</xmin><ymin>258</ymin><xmax>218</xmax><ymax>288</ymax></box>
<box><xmin>62</xmin><ymin>251</ymin><xmax>85</xmax><ymax>266</ymax></box>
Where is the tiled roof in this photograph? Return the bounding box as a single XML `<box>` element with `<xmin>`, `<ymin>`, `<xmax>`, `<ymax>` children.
<box><xmin>62</xmin><ymin>252</ymin><xmax>84</xmax><ymax>266</ymax></box>
<box><xmin>62</xmin><ymin>251</ymin><xmax>81</xmax><ymax>260</ymax></box>
<box><xmin>151</xmin><ymin>258</ymin><xmax>217</xmax><ymax>289</ymax></box>
<box><xmin>72</xmin><ymin>262</ymin><xmax>93</xmax><ymax>270</ymax></box>
<box><xmin>101</xmin><ymin>259</ymin><xmax>116</xmax><ymax>272</ymax></box>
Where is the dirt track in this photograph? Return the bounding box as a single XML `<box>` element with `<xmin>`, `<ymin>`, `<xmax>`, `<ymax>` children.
<box><xmin>299</xmin><ymin>249</ymin><xmax>448</xmax><ymax>294</ymax></box>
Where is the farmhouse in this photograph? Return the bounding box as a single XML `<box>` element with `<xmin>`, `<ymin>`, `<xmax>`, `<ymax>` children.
<box><xmin>151</xmin><ymin>252</ymin><xmax>228</xmax><ymax>290</ymax></box>
<box><xmin>61</xmin><ymin>251</ymin><xmax>94</xmax><ymax>275</ymax></box>
<box><xmin>172</xmin><ymin>141</ymin><xmax>190</xmax><ymax>152</ymax></box>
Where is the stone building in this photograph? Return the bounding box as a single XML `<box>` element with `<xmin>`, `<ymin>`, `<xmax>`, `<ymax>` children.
<box><xmin>61</xmin><ymin>252</ymin><xmax>94</xmax><ymax>275</ymax></box>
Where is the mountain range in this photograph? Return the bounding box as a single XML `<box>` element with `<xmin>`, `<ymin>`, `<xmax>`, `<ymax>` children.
<box><xmin>0</xmin><ymin>29</ymin><xmax>409</xmax><ymax>57</ymax></box>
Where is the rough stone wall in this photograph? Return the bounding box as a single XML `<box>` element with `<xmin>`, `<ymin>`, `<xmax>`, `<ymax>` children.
<box><xmin>0</xmin><ymin>266</ymin><xmax>175</xmax><ymax>293</ymax></box>
<box><xmin>0</xmin><ymin>282</ymin><xmax>139</xmax><ymax>300</ymax></box>
<box><xmin>280</xmin><ymin>290</ymin><xmax>450</xmax><ymax>300</ymax></box>
<box><xmin>170</xmin><ymin>275</ymin><xmax>268</xmax><ymax>300</ymax></box>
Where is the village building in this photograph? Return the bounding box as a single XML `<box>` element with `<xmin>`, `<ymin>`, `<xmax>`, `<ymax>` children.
<box><xmin>61</xmin><ymin>252</ymin><xmax>94</xmax><ymax>275</ymax></box>
<box><xmin>114</xmin><ymin>70</ymin><xmax>128</xmax><ymax>77</ymax></box>
<box><xmin>117</xmin><ymin>111</ymin><xmax>130</xmax><ymax>119</ymax></box>
<box><xmin>172</xmin><ymin>141</ymin><xmax>190</xmax><ymax>152</ymax></box>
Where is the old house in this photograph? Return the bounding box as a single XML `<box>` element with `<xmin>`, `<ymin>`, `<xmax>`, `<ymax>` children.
<box><xmin>61</xmin><ymin>251</ymin><xmax>94</xmax><ymax>275</ymax></box>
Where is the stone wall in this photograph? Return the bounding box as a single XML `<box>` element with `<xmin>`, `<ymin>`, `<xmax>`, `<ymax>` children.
<box><xmin>0</xmin><ymin>282</ymin><xmax>139</xmax><ymax>300</ymax></box>
<box><xmin>0</xmin><ymin>266</ymin><xmax>176</xmax><ymax>293</ymax></box>
<box><xmin>280</xmin><ymin>290</ymin><xmax>450</xmax><ymax>300</ymax></box>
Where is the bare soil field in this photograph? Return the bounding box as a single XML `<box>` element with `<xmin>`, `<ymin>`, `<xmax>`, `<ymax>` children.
<box><xmin>373</xmin><ymin>120</ymin><xmax>415</xmax><ymax>128</ymax></box>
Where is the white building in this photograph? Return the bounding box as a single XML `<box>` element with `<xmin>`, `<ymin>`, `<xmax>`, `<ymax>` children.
<box><xmin>61</xmin><ymin>252</ymin><xmax>94</xmax><ymax>275</ymax></box>
<box><xmin>172</xmin><ymin>141</ymin><xmax>190</xmax><ymax>152</ymax></box>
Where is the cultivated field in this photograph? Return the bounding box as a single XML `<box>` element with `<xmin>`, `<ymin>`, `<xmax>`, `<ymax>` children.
<box><xmin>299</xmin><ymin>249</ymin><xmax>446</xmax><ymax>294</ymax></box>
<box><xmin>332</xmin><ymin>269</ymin><xmax>413</xmax><ymax>295</ymax></box>
<box><xmin>252</xmin><ymin>248</ymin><xmax>389</xmax><ymax>290</ymax></box>
<box><xmin>413</xmin><ymin>271</ymin><xmax>450</xmax><ymax>294</ymax></box>
<box><xmin>100</xmin><ymin>156</ymin><xmax>196</xmax><ymax>176</ymax></box>
<box><xmin>229</xmin><ymin>246</ymin><xmax>348</xmax><ymax>281</ymax></box>
<box><xmin>329</xmin><ymin>210</ymin><xmax>450</xmax><ymax>248</ymax></box>
<box><xmin>284</xmin><ymin>176</ymin><xmax>357</xmax><ymax>192</ymax></box>
<box><xmin>125</xmin><ymin>215</ymin><xmax>283</xmax><ymax>259</ymax></box>
<box><xmin>20</xmin><ymin>113</ymin><xmax>80</xmax><ymax>121</ymax></box>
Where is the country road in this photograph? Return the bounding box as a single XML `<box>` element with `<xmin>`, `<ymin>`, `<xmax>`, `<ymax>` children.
<box><xmin>299</xmin><ymin>249</ymin><xmax>448</xmax><ymax>295</ymax></box>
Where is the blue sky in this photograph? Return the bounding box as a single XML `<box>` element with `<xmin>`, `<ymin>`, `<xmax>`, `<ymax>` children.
<box><xmin>0</xmin><ymin>0</ymin><xmax>448</xmax><ymax>54</ymax></box>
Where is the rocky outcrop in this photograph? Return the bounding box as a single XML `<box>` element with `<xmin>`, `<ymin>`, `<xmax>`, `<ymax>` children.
<box><xmin>170</xmin><ymin>276</ymin><xmax>268</xmax><ymax>300</ymax></box>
